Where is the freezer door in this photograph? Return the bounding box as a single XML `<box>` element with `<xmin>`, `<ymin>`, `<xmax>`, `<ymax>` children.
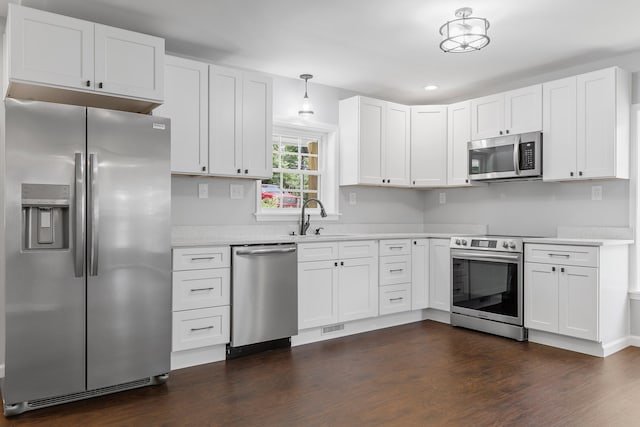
<box><xmin>86</xmin><ymin>108</ymin><xmax>171</xmax><ymax>389</ymax></box>
<box><xmin>3</xmin><ymin>99</ymin><xmax>86</xmax><ymax>403</ymax></box>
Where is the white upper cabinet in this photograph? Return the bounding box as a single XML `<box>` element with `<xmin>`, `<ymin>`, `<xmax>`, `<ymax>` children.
<box><xmin>5</xmin><ymin>4</ymin><xmax>164</xmax><ymax>112</ymax></box>
<box><xmin>340</xmin><ymin>96</ymin><xmax>410</xmax><ymax>187</ymax></box>
<box><xmin>410</xmin><ymin>105</ymin><xmax>447</xmax><ymax>187</ymax></box>
<box><xmin>447</xmin><ymin>101</ymin><xmax>472</xmax><ymax>187</ymax></box>
<box><xmin>208</xmin><ymin>65</ymin><xmax>272</xmax><ymax>179</ymax></box>
<box><xmin>209</xmin><ymin>65</ymin><xmax>243</xmax><ymax>177</ymax></box>
<box><xmin>154</xmin><ymin>56</ymin><xmax>209</xmax><ymax>174</ymax></box>
<box><xmin>471</xmin><ymin>84</ymin><xmax>542</xmax><ymax>140</ymax></box>
<box><xmin>93</xmin><ymin>24</ymin><xmax>164</xmax><ymax>101</ymax></box>
<box><xmin>543</xmin><ymin>67</ymin><xmax>630</xmax><ymax>181</ymax></box>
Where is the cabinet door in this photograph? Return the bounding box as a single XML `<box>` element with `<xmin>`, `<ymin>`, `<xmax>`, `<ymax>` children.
<box><xmin>155</xmin><ymin>56</ymin><xmax>209</xmax><ymax>174</ymax></box>
<box><xmin>577</xmin><ymin>68</ymin><xmax>616</xmax><ymax>179</ymax></box>
<box><xmin>428</xmin><ymin>239</ymin><xmax>450</xmax><ymax>311</ymax></box>
<box><xmin>94</xmin><ymin>24</ymin><xmax>164</xmax><ymax>101</ymax></box>
<box><xmin>447</xmin><ymin>101</ymin><xmax>471</xmax><ymax>186</ymax></box>
<box><xmin>338</xmin><ymin>257</ymin><xmax>378</xmax><ymax>322</ymax></box>
<box><xmin>8</xmin><ymin>4</ymin><xmax>94</xmax><ymax>90</ymax></box>
<box><xmin>558</xmin><ymin>266</ymin><xmax>598</xmax><ymax>341</ymax></box>
<box><xmin>384</xmin><ymin>102</ymin><xmax>410</xmax><ymax>186</ymax></box>
<box><xmin>358</xmin><ymin>97</ymin><xmax>385</xmax><ymax>185</ymax></box>
<box><xmin>411</xmin><ymin>239</ymin><xmax>429</xmax><ymax>310</ymax></box>
<box><xmin>242</xmin><ymin>71</ymin><xmax>273</xmax><ymax>179</ymax></box>
<box><xmin>543</xmin><ymin>77</ymin><xmax>577</xmax><ymax>181</ymax></box>
<box><xmin>471</xmin><ymin>93</ymin><xmax>504</xmax><ymax>140</ymax></box>
<box><xmin>504</xmin><ymin>85</ymin><xmax>542</xmax><ymax>135</ymax></box>
<box><xmin>298</xmin><ymin>261</ymin><xmax>339</xmax><ymax>329</ymax></box>
<box><xmin>209</xmin><ymin>65</ymin><xmax>243</xmax><ymax>176</ymax></box>
<box><xmin>524</xmin><ymin>263</ymin><xmax>559</xmax><ymax>333</ymax></box>
<box><xmin>410</xmin><ymin>105</ymin><xmax>447</xmax><ymax>187</ymax></box>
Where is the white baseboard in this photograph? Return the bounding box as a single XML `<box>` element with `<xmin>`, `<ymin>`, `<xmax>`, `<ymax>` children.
<box><xmin>602</xmin><ymin>337</ymin><xmax>632</xmax><ymax>357</ymax></box>
<box><xmin>171</xmin><ymin>345</ymin><xmax>227</xmax><ymax>371</ymax></box>
<box><xmin>424</xmin><ymin>308</ymin><xmax>451</xmax><ymax>324</ymax></box>
<box><xmin>628</xmin><ymin>335</ymin><xmax>640</xmax><ymax>347</ymax></box>
<box><xmin>292</xmin><ymin>309</ymin><xmax>431</xmax><ymax>347</ymax></box>
<box><xmin>528</xmin><ymin>330</ymin><xmax>634</xmax><ymax>357</ymax></box>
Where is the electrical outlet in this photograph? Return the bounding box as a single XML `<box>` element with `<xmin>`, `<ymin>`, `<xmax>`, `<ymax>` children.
<box><xmin>439</xmin><ymin>192</ymin><xmax>446</xmax><ymax>204</ymax></box>
<box><xmin>230</xmin><ymin>184</ymin><xmax>244</xmax><ymax>200</ymax></box>
<box><xmin>591</xmin><ymin>185</ymin><xmax>602</xmax><ymax>201</ymax></box>
<box><xmin>198</xmin><ymin>183</ymin><xmax>208</xmax><ymax>199</ymax></box>
<box><xmin>349</xmin><ymin>192</ymin><xmax>357</xmax><ymax>205</ymax></box>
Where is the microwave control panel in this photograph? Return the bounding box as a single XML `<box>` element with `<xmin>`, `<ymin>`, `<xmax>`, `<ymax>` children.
<box><xmin>519</xmin><ymin>142</ymin><xmax>536</xmax><ymax>170</ymax></box>
<box><xmin>520</xmin><ymin>142</ymin><xmax>536</xmax><ymax>170</ymax></box>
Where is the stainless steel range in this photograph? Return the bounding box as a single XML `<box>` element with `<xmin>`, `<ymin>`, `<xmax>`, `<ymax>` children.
<box><xmin>450</xmin><ymin>236</ymin><xmax>527</xmax><ymax>341</ymax></box>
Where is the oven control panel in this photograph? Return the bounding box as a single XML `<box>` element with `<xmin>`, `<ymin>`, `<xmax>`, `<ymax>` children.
<box><xmin>450</xmin><ymin>236</ymin><xmax>523</xmax><ymax>253</ymax></box>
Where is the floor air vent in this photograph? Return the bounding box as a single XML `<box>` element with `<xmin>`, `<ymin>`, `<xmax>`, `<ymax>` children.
<box><xmin>322</xmin><ymin>324</ymin><xmax>345</xmax><ymax>334</ymax></box>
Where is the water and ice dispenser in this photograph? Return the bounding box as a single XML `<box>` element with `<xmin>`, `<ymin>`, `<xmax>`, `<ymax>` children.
<box><xmin>22</xmin><ymin>183</ymin><xmax>70</xmax><ymax>250</ymax></box>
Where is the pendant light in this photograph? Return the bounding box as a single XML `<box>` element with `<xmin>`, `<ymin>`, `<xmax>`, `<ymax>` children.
<box><xmin>439</xmin><ymin>7</ymin><xmax>490</xmax><ymax>53</ymax></box>
<box><xmin>298</xmin><ymin>74</ymin><xmax>314</xmax><ymax>118</ymax></box>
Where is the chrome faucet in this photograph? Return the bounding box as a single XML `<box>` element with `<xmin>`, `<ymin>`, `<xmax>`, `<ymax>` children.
<box><xmin>300</xmin><ymin>198</ymin><xmax>327</xmax><ymax>235</ymax></box>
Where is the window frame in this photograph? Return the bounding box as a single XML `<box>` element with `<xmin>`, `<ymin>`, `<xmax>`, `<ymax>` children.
<box><xmin>255</xmin><ymin>118</ymin><xmax>340</xmax><ymax>222</ymax></box>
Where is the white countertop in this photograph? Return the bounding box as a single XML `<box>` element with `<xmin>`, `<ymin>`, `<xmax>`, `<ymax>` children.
<box><xmin>522</xmin><ymin>237</ymin><xmax>633</xmax><ymax>246</ymax></box>
<box><xmin>172</xmin><ymin>232</ymin><xmax>463</xmax><ymax>248</ymax></box>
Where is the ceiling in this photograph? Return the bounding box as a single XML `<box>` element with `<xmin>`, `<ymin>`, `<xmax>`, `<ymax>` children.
<box><xmin>1</xmin><ymin>0</ymin><xmax>640</xmax><ymax>104</ymax></box>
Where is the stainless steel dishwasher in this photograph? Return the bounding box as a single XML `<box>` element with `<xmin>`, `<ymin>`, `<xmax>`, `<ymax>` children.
<box><xmin>228</xmin><ymin>243</ymin><xmax>298</xmax><ymax>358</ymax></box>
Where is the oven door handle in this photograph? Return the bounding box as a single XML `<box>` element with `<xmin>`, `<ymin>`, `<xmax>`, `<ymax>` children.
<box><xmin>452</xmin><ymin>252</ymin><xmax>522</xmax><ymax>262</ymax></box>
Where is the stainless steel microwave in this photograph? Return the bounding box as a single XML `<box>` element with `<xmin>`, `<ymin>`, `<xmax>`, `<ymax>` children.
<box><xmin>468</xmin><ymin>131</ymin><xmax>542</xmax><ymax>181</ymax></box>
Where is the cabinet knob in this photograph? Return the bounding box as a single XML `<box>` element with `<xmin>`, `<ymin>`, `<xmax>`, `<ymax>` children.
<box><xmin>98</xmin><ymin>82</ymin><xmax>103</xmax><ymax>89</ymax></box>
<box><xmin>506</xmin><ymin>129</ymin><xmax>510</xmax><ymax>134</ymax></box>
<box><xmin>499</xmin><ymin>130</ymin><xmax>503</xmax><ymax>135</ymax></box>
<box><xmin>334</xmin><ymin>262</ymin><xmax>338</xmax><ymax>267</ymax></box>
<box><xmin>561</xmin><ymin>267</ymin><xmax>565</xmax><ymax>273</ymax></box>
<box><xmin>340</xmin><ymin>261</ymin><xmax>344</xmax><ymax>266</ymax></box>
<box><xmin>387</xmin><ymin>179</ymin><xmax>391</xmax><ymax>184</ymax></box>
<box><xmin>552</xmin><ymin>266</ymin><xmax>556</xmax><ymax>272</ymax></box>
<box><xmin>85</xmin><ymin>80</ymin><xmax>91</xmax><ymax>87</ymax></box>
<box><xmin>413</xmin><ymin>180</ymin><xmax>416</xmax><ymax>185</ymax></box>
<box><xmin>465</xmin><ymin>179</ymin><xmax>469</xmax><ymax>183</ymax></box>
<box><xmin>578</xmin><ymin>171</ymin><xmax>583</xmax><ymax>176</ymax></box>
<box><xmin>237</xmin><ymin>169</ymin><xmax>241</xmax><ymax>174</ymax></box>
<box><xmin>382</xmin><ymin>179</ymin><xmax>386</xmax><ymax>183</ymax></box>
<box><xmin>570</xmin><ymin>172</ymin><xmax>574</xmax><ymax>177</ymax></box>
<box><xmin>413</xmin><ymin>241</ymin><xmax>417</xmax><ymax>245</ymax></box>
<box><xmin>245</xmin><ymin>169</ymin><xmax>249</xmax><ymax>174</ymax></box>
<box><xmin>201</xmin><ymin>166</ymin><xmax>206</xmax><ymax>172</ymax></box>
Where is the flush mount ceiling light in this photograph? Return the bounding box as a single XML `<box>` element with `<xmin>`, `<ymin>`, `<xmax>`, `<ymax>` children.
<box><xmin>298</xmin><ymin>74</ymin><xmax>314</xmax><ymax>118</ymax></box>
<box><xmin>439</xmin><ymin>7</ymin><xmax>490</xmax><ymax>53</ymax></box>
<box><xmin>423</xmin><ymin>84</ymin><xmax>439</xmax><ymax>91</ymax></box>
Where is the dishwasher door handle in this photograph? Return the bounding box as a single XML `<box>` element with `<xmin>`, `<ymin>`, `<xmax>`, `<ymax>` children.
<box><xmin>235</xmin><ymin>247</ymin><xmax>297</xmax><ymax>256</ymax></box>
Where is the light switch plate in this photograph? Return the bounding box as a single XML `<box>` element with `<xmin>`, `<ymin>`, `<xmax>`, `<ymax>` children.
<box><xmin>349</xmin><ymin>192</ymin><xmax>357</xmax><ymax>205</ymax></box>
<box><xmin>230</xmin><ymin>184</ymin><xmax>244</xmax><ymax>200</ymax></box>
<box><xmin>591</xmin><ymin>185</ymin><xmax>602</xmax><ymax>201</ymax></box>
<box><xmin>198</xmin><ymin>183</ymin><xmax>208</xmax><ymax>199</ymax></box>
<box><xmin>439</xmin><ymin>192</ymin><xmax>446</xmax><ymax>204</ymax></box>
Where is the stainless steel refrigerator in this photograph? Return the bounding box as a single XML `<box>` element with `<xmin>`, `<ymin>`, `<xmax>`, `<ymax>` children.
<box><xmin>2</xmin><ymin>99</ymin><xmax>171</xmax><ymax>416</ymax></box>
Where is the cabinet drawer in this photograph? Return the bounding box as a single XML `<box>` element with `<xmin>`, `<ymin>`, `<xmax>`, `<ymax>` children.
<box><xmin>379</xmin><ymin>255</ymin><xmax>412</xmax><ymax>285</ymax></box>
<box><xmin>339</xmin><ymin>240</ymin><xmax>378</xmax><ymax>259</ymax></box>
<box><xmin>297</xmin><ymin>242</ymin><xmax>339</xmax><ymax>262</ymax></box>
<box><xmin>172</xmin><ymin>306</ymin><xmax>230</xmax><ymax>351</ymax></box>
<box><xmin>173</xmin><ymin>269</ymin><xmax>230</xmax><ymax>311</ymax></box>
<box><xmin>379</xmin><ymin>239</ymin><xmax>411</xmax><ymax>256</ymax></box>
<box><xmin>525</xmin><ymin>244</ymin><xmax>598</xmax><ymax>267</ymax></box>
<box><xmin>379</xmin><ymin>283</ymin><xmax>412</xmax><ymax>315</ymax></box>
<box><xmin>173</xmin><ymin>246</ymin><xmax>230</xmax><ymax>270</ymax></box>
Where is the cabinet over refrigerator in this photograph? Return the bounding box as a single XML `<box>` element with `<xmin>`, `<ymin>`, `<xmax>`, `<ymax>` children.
<box><xmin>2</xmin><ymin>99</ymin><xmax>171</xmax><ymax>415</ymax></box>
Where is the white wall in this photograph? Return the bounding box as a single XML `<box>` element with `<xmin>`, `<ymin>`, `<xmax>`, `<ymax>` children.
<box><xmin>423</xmin><ymin>180</ymin><xmax>629</xmax><ymax>237</ymax></box>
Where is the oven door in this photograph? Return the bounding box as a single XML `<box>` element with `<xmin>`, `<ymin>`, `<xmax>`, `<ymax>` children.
<box><xmin>450</xmin><ymin>250</ymin><xmax>523</xmax><ymax>326</ymax></box>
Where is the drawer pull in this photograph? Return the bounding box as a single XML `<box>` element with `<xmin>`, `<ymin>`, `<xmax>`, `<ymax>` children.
<box><xmin>190</xmin><ymin>256</ymin><xmax>216</xmax><ymax>262</ymax></box>
<box><xmin>548</xmin><ymin>253</ymin><xmax>570</xmax><ymax>258</ymax></box>
<box><xmin>389</xmin><ymin>269</ymin><xmax>404</xmax><ymax>273</ymax></box>
<box><xmin>190</xmin><ymin>287</ymin><xmax>215</xmax><ymax>292</ymax></box>
<box><xmin>389</xmin><ymin>297</ymin><xmax>404</xmax><ymax>302</ymax></box>
<box><xmin>389</xmin><ymin>246</ymin><xmax>404</xmax><ymax>250</ymax></box>
<box><xmin>190</xmin><ymin>326</ymin><xmax>214</xmax><ymax>332</ymax></box>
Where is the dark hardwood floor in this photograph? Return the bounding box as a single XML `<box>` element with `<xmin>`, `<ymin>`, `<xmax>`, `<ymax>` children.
<box><xmin>2</xmin><ymin>320</ymin><xmax>640</xmax><ymax>426</ymax></box>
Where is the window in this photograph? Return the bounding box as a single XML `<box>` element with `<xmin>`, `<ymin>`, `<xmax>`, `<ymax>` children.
<box><xmin>261</xmin><ymin>132</ymin><xmax>322</xmax><ymax>210</ymax></box>
<box><xmin>255</xmin><ymin>120</ymin><xmax>339</xmax><ymax>221</ymax></box>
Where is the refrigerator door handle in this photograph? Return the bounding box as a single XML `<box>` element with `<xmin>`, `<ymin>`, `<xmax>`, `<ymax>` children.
<box><xmin>88</xmin><ymin>153</ymin><xmax>99</xmax><ymax>276</ymax></box>
<box><xmin>74</xmin><ymin>152</ymin><xmax>85</xmax><ymax>277</ymax></box>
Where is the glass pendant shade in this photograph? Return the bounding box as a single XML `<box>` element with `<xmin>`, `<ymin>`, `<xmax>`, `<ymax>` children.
<box><xmin>298</xmin><ymin>74</ymin><xmax>314</xmax><ymax>118</ymax></box>
<box><xmin>440</xmin><ymin>8</ymin><xmax>490</xmax><ymax>53</ymax></box>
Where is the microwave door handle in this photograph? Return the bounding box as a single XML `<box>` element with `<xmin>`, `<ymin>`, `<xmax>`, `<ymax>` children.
<box><xmin>513</xmin><ymin>136</ymin><xmax>521</xmax><ymax>175</ymax></box>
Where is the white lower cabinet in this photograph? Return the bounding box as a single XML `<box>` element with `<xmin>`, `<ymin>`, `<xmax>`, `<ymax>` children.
<box><xmin>171</xmin><ymin>246</ymin><xmax>231</xmax><ymax>352</ymax></box>
<box><xmin>525</xmin><ymin>243</ymin><xmax>607</xmax><ymax>342</ymax></box>
<box><xmin>379</xmin><ymin>283</ymin><xmax>412</xmax><ymax>315</ymax></box>
<box><xmin>378</xmin><ymin>239</ymin><xmax>412</xmax><ymax>315</ymax></box>
<box><xmin>298</xmin><ymin>241</ymin><xmax>378</xmax><ymax>329</ymax></box>
<box><xmin>411</xmin><ymin>239</ymin><xmax>429</xmax><ymax>310</ymax></box>
<box><xmin>429</xmin><ymin>238</ymin><xmax>451</xmax><ymax>311</ymax></box>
